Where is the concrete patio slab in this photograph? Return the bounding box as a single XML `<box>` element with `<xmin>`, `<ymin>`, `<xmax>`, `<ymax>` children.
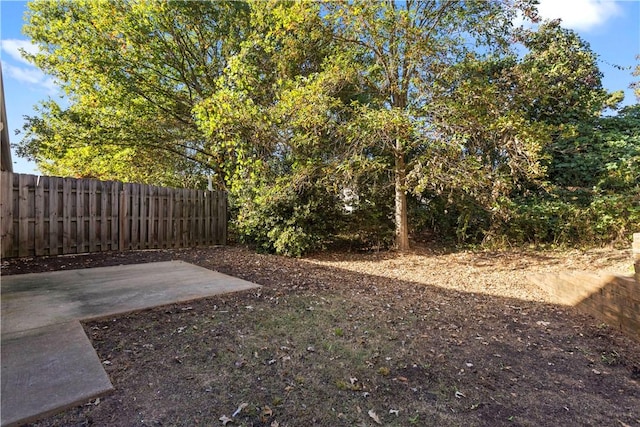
<box><xmin>1</xmin><ymin>322</ymin><xmax>114</xmax><ymax>427</ymax></box>
<box><xmin>0</xmin><ymin>261</ymin><xmax>260</xmax><ymax>426</ymax></box>
<box><xmin>1</xmin><ymin>260</ymin><xmax>259</xmax><ymax>334</ymax></box>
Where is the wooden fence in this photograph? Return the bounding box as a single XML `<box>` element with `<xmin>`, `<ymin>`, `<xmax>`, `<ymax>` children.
<box><xmin>1</xmin><ymin>172</ymin><xmax>227</xmax><ymax>258</ymax></box>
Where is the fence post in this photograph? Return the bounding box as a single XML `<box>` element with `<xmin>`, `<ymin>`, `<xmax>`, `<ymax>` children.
<box><xmin>633</xmin><ymin>233</ymin><xmax>640</xmax><ymax>283</ymax></box>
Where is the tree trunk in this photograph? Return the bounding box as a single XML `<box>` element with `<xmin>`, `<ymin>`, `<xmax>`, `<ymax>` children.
<box><xmin>394</xmin><ymin>140</ymin><xmax>409</xmax><ymax>251</ymax></box>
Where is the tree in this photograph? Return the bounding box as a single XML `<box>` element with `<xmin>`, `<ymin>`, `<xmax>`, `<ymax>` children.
<box><xmin>321</xmin><ymin>0</ymin><xmax>532</xmax><ymax>250</ymax></box>
<box><xmin>512</xmin><ymin>21</ymin><xmax>625</xmax><ymax>189</ymax></box>
<box><xmin>20</xmin><ymin>0</ymin><xmax>250</xmax><ymax>187</ymax></box>
<box><xmin>22</xmin><ymin>0</ymin><xmax>629</xmax><ymax>253</ymax></box>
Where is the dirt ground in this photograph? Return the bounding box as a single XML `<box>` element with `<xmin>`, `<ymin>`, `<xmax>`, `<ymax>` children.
<box><xmin>2</xmin><ymin>245</ymin><xmax>639</xmax><ymax>427</ymax></box>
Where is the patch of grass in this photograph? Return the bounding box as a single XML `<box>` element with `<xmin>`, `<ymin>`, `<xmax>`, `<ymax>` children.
<box><xmin>601</xmin><ymin>350</ymin><xmax>621</xmax><ymax>365</ymax></box>
<box><xmin>377</xmin><ymin>366</ymin><xmax>391</xmax><ymax>376</ymax></box>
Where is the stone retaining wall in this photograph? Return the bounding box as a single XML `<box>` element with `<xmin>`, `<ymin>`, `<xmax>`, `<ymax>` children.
<box><xmin>531</xmin><ymin>273</ymin><xmax>638</xmax><ymax>338</ymax></box>
<box><xmin>530</xmin><ymin>233</ymin><xmax>640</xmax><ymax>340</ymax></box>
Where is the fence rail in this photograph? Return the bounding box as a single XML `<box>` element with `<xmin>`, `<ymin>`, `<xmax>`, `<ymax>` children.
<box><xmin>1</xmin><ymin>172</ymin><xmax>227</xmax><ymax>258</ymax></box>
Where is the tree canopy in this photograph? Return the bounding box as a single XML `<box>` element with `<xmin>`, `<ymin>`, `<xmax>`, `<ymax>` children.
<box><xmin>19</xmin><ymin>0</ymin><xmax>638</xmax><ymax>254</ymax></box>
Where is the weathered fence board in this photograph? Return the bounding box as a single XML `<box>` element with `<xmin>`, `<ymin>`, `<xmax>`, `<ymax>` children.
<box><xmin>0</xmin><ymin>172</ymin><xmax>227</xmax><ymax>258</ymax></box>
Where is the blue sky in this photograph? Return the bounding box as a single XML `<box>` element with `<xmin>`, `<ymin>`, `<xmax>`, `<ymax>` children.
<box><xmin>1</xmin><ymin>0</ymin><xmax>639</xmax><ymax>175</ymax></box>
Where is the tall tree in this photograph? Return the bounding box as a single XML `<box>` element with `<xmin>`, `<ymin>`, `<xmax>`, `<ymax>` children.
<box><xmin>322</xmin><ymin>0</ymin><xmax>531</xmax><ymax>250</ymax></box>
<box><xmin>20</xmin><ymin>0</ymin><xmax>250</xmax><ymax>187</ymax></box>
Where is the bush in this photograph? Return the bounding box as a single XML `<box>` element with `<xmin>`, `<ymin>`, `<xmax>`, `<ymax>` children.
<box><xmin>233</xmin><ymin>177</ymin><xmax>344</xmax><ymax>257</ymax></box>
<box><xmin>504</xmin><ymin>192</ymin><xmax>640</xmax><ymax>247</ymax></box>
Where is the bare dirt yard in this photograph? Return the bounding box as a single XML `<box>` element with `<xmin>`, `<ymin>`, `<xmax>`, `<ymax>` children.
<box><xmin>3</xmin><ymin>245</ymin><xmax>639</xmax><ymax>427</ymax></box>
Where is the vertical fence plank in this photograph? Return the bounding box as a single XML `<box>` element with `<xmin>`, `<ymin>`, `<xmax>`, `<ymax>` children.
<box><xmin>111</xmin><ymin>182</ymin><xmax>119</xmax><ymax>250</ymax></box>
<box><xmin>76</xmin><ymin>178</ymin><xmax>86</xmax><ymax>253</ymax></box>
<box><xmin>99</xmin><ymin>180</ymin><xmax>107</xmax><ymax>251</ymax></box>
<box><xmin>174</xmin><ymin>189</ymin><xmax>182</xmax><ymax>248</ymax></box>
<box><xmin>211</xmin><ymin>190</ymin><xmax>219</xmax><ymax>245</ymax></box>
<box><xmin>48</xmin><ymin>177</ymin><xmax>59</xmax><ymax>255</ymax></box>
<box><xmin>131</xmin><ymin>184</ymin><xmax>140</xmax><ymax>250</ymax></box>
<box><xmin>196</xmin><ymin>190</ymin><xmax>207</xmax><ymax>246</ymax></box>
<box><xmin>189</xmin><ymin>190</ymin><xmax>194</xmax><ymax>247</ymax></box>
<box><xmin>151</xmin><ymin>185</ymin><xmax>158</xmax><ymax>248</ymax></box>
<box><xmin>194</xmin><ymin>190</ymin><xmax>201</xmax><ymax>247</ymax></box>
<box><xmin>17</xmin><ymin>174</ymin><xmax>31</xmax><ymax>257</ymax></box>
<box><xmin>157</xmin><ymin>186</ymin><xmax>165</xmax><ymax>248</ymax></box>
<box><xmin>220</xmin><ymin>191</ymin><xmax>227</xmax><ymax>244</ymax></box>
<box><xmin>88</xmin><ymin>180</ymin><xmax>97</xmax><ymax>252</ymax></box>
<box><xmin>34</xmin><ymin>176</ymin><xmax>45</xmax><ymax>256</ymax></box>
<box><xmin>1</xmin><ymin>171</ymin><xmax>15</xmax><ymax>257</ymax></box>
<box><xmin>62</xmin><ymin>178</ymin><xmax>72</xmax><ymax>253</ymax></box>
<box><xmin>204</xmin><ymin>191</ymin><xmax>211</xmax><ymax>246</ymax></box>
<box><xmin>140</xmin><ymin>184</ymin><xmax>148</xmax><ymax>249</ymax></box>
<box><xmin>119</xmin><ymin>184</ymin><xmax>129</xmax><ymax>251</ymax></box>
<box><xmin>183</xmin><ymin>188</ymin><xmax>189</xmax><ymax>248</ymax></box>
<box><xmin>168</xmin><ymin>188</ymin><xmax>176</xmax><ymax>249</ymax></box>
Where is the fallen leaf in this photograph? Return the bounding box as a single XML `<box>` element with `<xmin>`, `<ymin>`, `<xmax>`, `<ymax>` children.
<box><xmin>232</xmin><ymin>402</ymin><xmax>248</xmax><ymax>417</ymax></box>
<box><xmin>368</xmin><ymin>409</ymin><xmax>382</xmax><ymax>424</ymax></box>
<box><xmin>219</xmin><ymin>415</ymin><xmax>233</xmax><ymax>425</ymax></box>
<box><xmin>85</xmin><ymin>397</ymin><xmax>100</xmax><ymax>406</ymax></box>
<box><xmin>261</xmin><ymin>406</ymin><xmax>273</xmax><ymax>422</ymax></box>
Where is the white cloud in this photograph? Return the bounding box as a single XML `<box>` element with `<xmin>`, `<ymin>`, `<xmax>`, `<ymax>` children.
<box><xmin>3</xmin><ymin>62</ymin><xmax>58</xmax><ymax>95</ymax></box>
<box><xmin>1</xmin><ymin>39</ymin><xmax>59</xmax><ymax>94</ymax></box>
<box><xmin>1</xmin><ymin>39</ymin><xmax>39</xmax><ymax>65</ymax></box>
<box><xmin>536</xmin><ymin>0</ymin><xmax>621</xmax><ymax>31</ymax></box>
<box><xmin>4</xmin><ymin>63</ymin><xmax>40</xmax><ymax>84</ymax></box>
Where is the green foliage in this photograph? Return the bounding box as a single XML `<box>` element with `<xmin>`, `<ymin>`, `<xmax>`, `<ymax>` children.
<box><xmin>548</xmin><ymin>105</ymin><xmax>640</xmax><ymax>189</ymax></box>
<box><xmin>19</xmin><ymin>1</ymin><xmax>637</xmax><ymax>253</ymax></box>
<box><xmin>516</xmin><ymin>21</ymin><xmax>610</xmax><ymax>125</ymax></box>
<box><xmin>501</xmin><ymin>105</ymin><xmax>640</xmax><ymax>247</ymax></box>
<box><xmin>21</xmin><ymin>0</ymin><xmax>250</xmax><ymax>187</ymax></box>
<box><xmin>234</xmin><ymin>176</ymin><xmax>344</xmax><ymax>257</ymax></box>
<box><xmin>505</xmin><ymin>193</ymin><xmax>639</xmax><ymax>246</ymax></box>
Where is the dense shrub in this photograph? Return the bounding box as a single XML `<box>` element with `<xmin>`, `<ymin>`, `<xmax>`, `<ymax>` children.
<box><xmin>233</xmin><ymin>178</ymin><xmax>345</xmax><ymax>257</ymax></box>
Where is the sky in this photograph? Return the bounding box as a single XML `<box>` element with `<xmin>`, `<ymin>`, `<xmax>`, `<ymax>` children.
<box><xmin>1</xmin><ymin>0</ymin><xmax>639</xmax><ymax>175</ymax></box>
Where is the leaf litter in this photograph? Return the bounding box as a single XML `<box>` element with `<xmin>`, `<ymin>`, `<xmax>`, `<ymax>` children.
<box><xmin>7</xmin><ymin>246</ymin><xmax>638</xmax><ymax>427</ymax></box>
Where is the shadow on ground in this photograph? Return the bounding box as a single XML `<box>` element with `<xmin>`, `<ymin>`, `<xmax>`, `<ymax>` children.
<box><xmin>2</xmin><ymin>246</ymin><xmax>639</xmax><ymax>426</ymax></box>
